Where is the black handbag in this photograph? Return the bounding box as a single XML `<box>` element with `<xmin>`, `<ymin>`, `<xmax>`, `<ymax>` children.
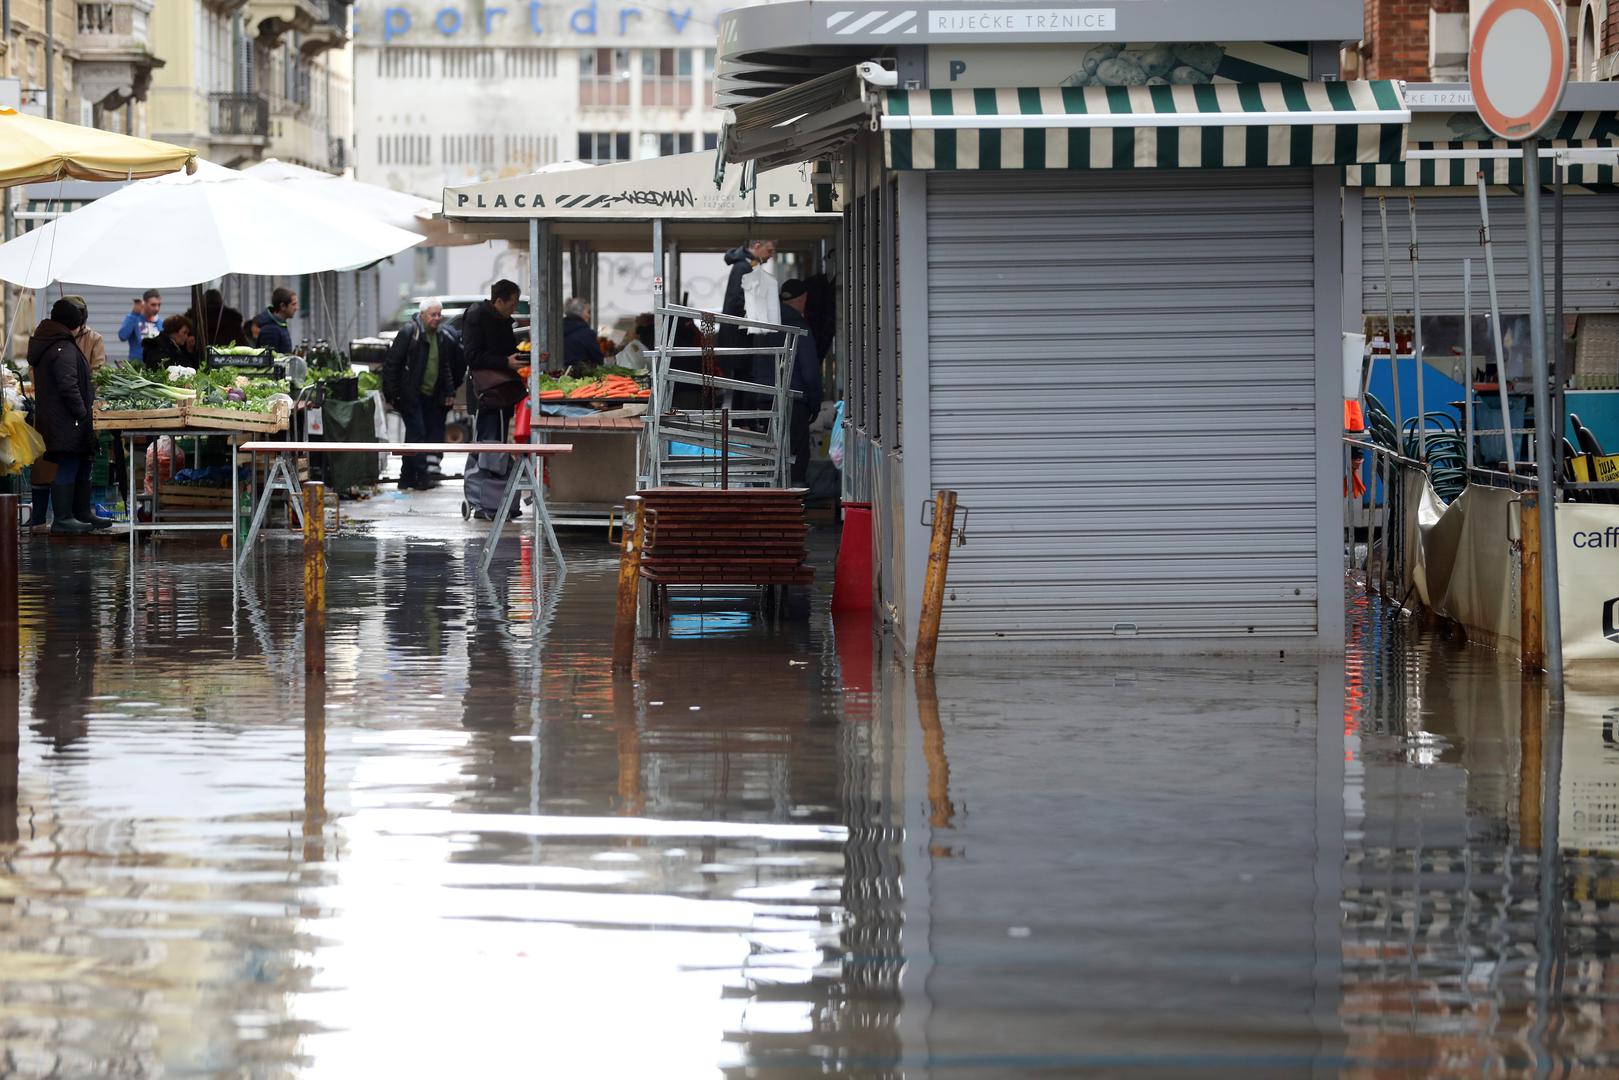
<box><xmin>469</xmin><ymin>367</ymin><xmax>526</xmax><ymax>411</ymax></box>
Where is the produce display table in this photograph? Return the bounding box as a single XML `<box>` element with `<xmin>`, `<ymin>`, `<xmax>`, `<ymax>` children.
<box><xmin>238</xmin><ymin>441</ymin><xmax>574</xmax><ymax>575</ymax></box>
<box><xmin>530</xmin><ymin>413</ymin><xmax>644</xmax><ymax>528</ymax></box>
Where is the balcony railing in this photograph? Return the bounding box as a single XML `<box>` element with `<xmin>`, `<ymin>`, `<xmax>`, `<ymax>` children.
<box><xmin>210</xmin><ymin>92</ymin><xmax>270</xmax><ymax>138</ymax></box>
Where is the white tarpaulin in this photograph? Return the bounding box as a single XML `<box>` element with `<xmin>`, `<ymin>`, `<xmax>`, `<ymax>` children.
<box><xmin>1556</xmin><ymin>503</ymin><xmax>1619</xmax><ymax>665</ymax></box>
<box><xmin>442</xmin><ymin>150</ymin><xmax>833</xmax><ymax>221</ymax></box>
<box><xmin>1407</xmin><ymin>482</ymin><xmax>1523</xmax><ymax>656</ymax></box>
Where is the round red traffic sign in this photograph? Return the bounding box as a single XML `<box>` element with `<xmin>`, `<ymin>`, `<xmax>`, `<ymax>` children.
<box><xmin>1469</xmin><ymin>0</ymin><xmax>1568</xmax><ymax>140</ymax></box>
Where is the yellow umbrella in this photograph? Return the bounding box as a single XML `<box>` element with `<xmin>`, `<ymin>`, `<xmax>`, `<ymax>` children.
<box><xmin>0</xmin><ymin>106</ymin><xmax>196</xmax><ymax>187</ymax></box>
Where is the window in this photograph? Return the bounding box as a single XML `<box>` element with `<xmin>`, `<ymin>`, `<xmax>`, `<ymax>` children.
<box><xmin>704</xmin><ymin>48</ymin><xmax>717</xmax><ymax>108</ymax></box>
<box><xmin>442</xmin><ymin>49</ymin><xmax>496</xmax><ymax>79</ymax></box>
<box><xmin>578</xmin><ymin>131</ymin><xmax>631</xmax><ymax>163</ymax></box>
<box><xmin>702</xmin><ymin>131</ymin><xmax>718</xmax><ymax>151</ymax></box>
<box><xmin>579</xmin><ymin>48</ymin><xmax>630</xmax><ymax>107</ymax></box>
<box><xmin>503</xmin><ymin>133</ymin><xmax>558</xmax><ymax>168</ymax></box>
<box><xmin>640</xmin><ymin>48</ymin><xmax>695</xmax><ymax>108</ymax></box>
<box><xmin>504</xmin><ymin>48</ymin><xmax>556</xmax><ymax>79</ymax></box>
<box><xmin>657</xmin><ymin>132</ymin><xmax>695</xmax><ymax>157</ymax></box>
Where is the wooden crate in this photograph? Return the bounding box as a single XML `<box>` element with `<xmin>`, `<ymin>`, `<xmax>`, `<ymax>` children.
<box><xmin>94</xmin><ymin>407</ymin><xmax>188</xmax><ymax>430</ymax></box>
<box><xmin>184</xmin><ymin>402</ymin><xmax>289</xmax><ymax>433</ymax></box>
<box><xmin>158</xmin><ymin>483</ymin><xmax>231</xmax><ymax>508</ymax></box>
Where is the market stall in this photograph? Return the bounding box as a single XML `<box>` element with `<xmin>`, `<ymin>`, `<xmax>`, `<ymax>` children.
<box><xmin>0</xmin><ymin>108</ymin><xmax>200</xmax><ymax>501</ymax></box>
<box><xmin>0</xmin><ymin>158</ymin><xmax>423</xmax><ymax>542</ymax></box>
<box><xmin>439</xmin><ymin>150</ymin><xmax>838</xmax><ymax>526</ymax></box>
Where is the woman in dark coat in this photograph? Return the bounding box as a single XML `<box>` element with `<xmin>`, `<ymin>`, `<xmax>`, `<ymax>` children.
<box><xmin>28</xmin><ymin>298</ymin><xmax>110</xmax><ymax>534</ymax></box>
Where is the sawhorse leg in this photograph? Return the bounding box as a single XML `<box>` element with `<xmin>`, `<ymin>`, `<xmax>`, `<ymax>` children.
<box><xmin>477</xmin><ymin>456</ymin><xmax>566</xmax><ymax>577</ymax></box>
<box><xmin>237</xmin><ymin>454</ymin><xmax>307</xmax><ymax>573</ymax></box>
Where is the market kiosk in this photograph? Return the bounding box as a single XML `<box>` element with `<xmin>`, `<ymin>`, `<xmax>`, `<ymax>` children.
<box><xmin>439</xmin><ymin>150</ymin><xmax>838</xmax><ymax>526</ymax></box>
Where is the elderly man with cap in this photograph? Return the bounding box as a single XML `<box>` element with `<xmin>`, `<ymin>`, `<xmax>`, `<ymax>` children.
<box><xmin>756</xmin><ymin>279</ymin><xmax>824</xmax><ymax>486</ymax></box>
<box><xmin>28</xmin><ymin>297</ymin><xmax>112</xmax><ymax>534</ymax></box>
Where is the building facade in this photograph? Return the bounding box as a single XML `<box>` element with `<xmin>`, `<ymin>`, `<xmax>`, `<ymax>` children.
<box><xmin>1</xmin><ymin>0</ymin><xmax>161</xmax><ymax>130</ymax></box>
<box><xmin>148</xmin><ymin>0</ymin><xmax>352</xmax><ymax>171</ymax></box>
<box><xmin>352</xmin><ymin>0</ymin><xmax>726</xmax><ymax>199</ymax></box>
<box><xmin>1358</xmin><ymin>0</ymin><xmax>1619</xmax><ymax>83</ymax></box>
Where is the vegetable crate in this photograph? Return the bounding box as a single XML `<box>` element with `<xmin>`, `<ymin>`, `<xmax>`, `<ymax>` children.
<box><xmin>94</xmin><ymin>407</ymin><xmax>189</xmax><ymax>431</ymax></box>
<box><xmin>183</xmin><ymin>402</ymin><xmax>290</xmax><ymax>433</ymax></box>
<box><xmin>159</xmin><ymin>483</ymin><xmax>232</xmax><ymax>509</ymax></box>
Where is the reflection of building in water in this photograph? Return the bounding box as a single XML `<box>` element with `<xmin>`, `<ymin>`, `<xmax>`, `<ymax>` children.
<box><xmin>1341</xmin><ymin>605</ymin><xmax>1619</xmax><ymax>1071</ymax></box>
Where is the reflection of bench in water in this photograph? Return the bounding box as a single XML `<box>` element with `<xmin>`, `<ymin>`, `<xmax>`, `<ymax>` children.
<box><xmin>237</xmin><ymin>441</ymin><xmax>574</xmax><ymax>575</ymax></box>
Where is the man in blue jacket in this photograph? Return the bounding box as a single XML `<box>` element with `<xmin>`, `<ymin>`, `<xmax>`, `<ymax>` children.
<box><xmin>117</xmin><ymin>289</ymin><xmax>162</xmax><ymax>365</ymax></box>
<box><xmin>250</xmin><ymin>287</ymin><xmax>298</xmax><ymax>353</ymax></box>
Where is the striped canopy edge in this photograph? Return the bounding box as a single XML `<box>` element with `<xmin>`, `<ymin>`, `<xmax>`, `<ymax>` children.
<box><xmin>882</xmin><ymin>80</ymin><xmax>1409</xmax><ymax>171</ymax></box>
<box><xmin>1346</xmin><ymin>113</ymin><xmax>1619</xmax><ymax>188</ymax></box>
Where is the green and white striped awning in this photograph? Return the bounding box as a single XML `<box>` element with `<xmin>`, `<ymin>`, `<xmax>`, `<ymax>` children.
<box><xmin>883</xmin><ymin>81</ymin><xmax>1409</xmax><ymax>171</ymax></box>
<box><xmin>1346</xmin><ymin>149</ymin><xmax>1619</xmax><ymax>188</ymax></box>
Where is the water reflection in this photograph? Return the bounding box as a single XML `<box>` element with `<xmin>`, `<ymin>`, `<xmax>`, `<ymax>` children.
<box><xmin>1341</xmin><ymin>594</ymin><xmax>1619</xmax><ymax>1076</ymax></box>
<box><xmin>6</xmin><ymin>530</ymin><xmax>1619</xmax><ymax>1075</ymax></box>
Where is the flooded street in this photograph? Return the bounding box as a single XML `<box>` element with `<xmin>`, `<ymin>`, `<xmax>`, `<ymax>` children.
<box><xmin>3</xmin><ymin>502</ymin><xmax>1618</xmax><ymax>1077</ymax></box>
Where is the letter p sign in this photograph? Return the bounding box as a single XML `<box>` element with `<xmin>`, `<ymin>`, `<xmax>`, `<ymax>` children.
<box><xmin>949</xmin><ymin>59</ymin><xmax>967</xmax><ymax>82</ymax></box>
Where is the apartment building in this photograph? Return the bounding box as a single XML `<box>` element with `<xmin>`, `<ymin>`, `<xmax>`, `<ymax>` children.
<box><xmin>352</xmin><ymin>0</ymin><xmax>726</xmax><ymax>198</ymax></box>
<box><xmin>148</xmin><ymin>0</ymin><xmax>352</xmax><ymax>171</ymax></box>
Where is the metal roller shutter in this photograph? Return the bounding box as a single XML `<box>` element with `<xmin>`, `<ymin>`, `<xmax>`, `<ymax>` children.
<box><xmin>1362</xmin><ymin>192</ymin><xmax>1619</xmax><ymax>316</ymax></box>
<box><xmin>927</xmin><ymin>169</ymin><xmax>1319</xmax><ymax>641</ymax></box>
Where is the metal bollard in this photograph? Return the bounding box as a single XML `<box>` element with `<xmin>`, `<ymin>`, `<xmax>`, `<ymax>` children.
<box><xmin>914</xmin><ymin>489</ymin><xmax>959</xmax><ymax>674</ymax></box>
<box><xmin>303</xmin><ymin>482</ymin><xmax>326</xmax><ymax>674</ymax></box>
<box><xmin>0</xmin><ymin>495</ymin><xmax>16</xmax><ymax>676</ymax></box>
<box><xmin>612</xmin><ymin>495</ymin><xmax>646</xmax><ymax>673</ymax></box>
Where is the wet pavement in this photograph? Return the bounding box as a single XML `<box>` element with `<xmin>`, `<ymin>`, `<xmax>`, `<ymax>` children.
<box><xmin>3</xmin><ymin>489</ymin><xmax>1619</xmax><ymax>1077</ymax></box>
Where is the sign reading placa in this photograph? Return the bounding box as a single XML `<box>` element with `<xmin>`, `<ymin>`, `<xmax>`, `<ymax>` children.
<box><xmin>1468</xmin><ymin>0</ymin><xmax>1568</xmax><ymax>140</ymax></box>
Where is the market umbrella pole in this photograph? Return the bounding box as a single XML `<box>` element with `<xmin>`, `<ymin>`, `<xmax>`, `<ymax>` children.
<box><xmin>1521</xmin><ymin>137</ymin><xmax>1564</xmax><ymax>691</ymax></box>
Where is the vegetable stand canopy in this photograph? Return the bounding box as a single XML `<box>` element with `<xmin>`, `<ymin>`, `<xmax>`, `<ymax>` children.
<box><xmin>0</xmin><ymin>106</ymin><xmax>197</xmax><ymax>187</ymax></box>
<box><xmin>0</xmin><ymin>160</ymin><xmax>423</xmax><ymax>289</ymax></box>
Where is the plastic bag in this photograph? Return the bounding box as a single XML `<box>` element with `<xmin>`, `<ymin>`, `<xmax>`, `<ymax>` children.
<box><xmin>0</xmin><ymin>410</ymin><xmax>44</xmax><ymax>474</ymax></box>
<box><xmin>829</xmin><ymin>401</ymin><xmax>847</xmax><ymax>465</ymax></box>
<box><xmin>742</xmin><ymin>262</ymin><xmax>780</xmax><ymax>333</ymax></box>
<box><xmin>142</xmin><ymin>436</ymin><xmax>187</xmax><ymax>495</ymax></box>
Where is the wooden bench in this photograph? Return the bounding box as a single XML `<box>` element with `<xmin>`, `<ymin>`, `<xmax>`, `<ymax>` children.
<box><xmin>237</xmin><ymin>441</ymin><xmax>574</xmax><ymax>575</ymax></box>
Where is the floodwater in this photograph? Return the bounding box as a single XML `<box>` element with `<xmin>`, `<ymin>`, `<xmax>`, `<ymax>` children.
<box><xmin>3</xmin><ymin>492</ymin><xmax>1619</xmax><ymax>1078</ymax></box>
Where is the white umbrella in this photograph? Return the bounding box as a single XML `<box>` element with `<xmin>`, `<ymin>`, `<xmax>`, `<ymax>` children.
<box><xmin>0</xmin><ymin>159</ymin><xmax>423</xmax><ymax>289</ymax></box>
<box><xmin>240</xmin><ymin>158</ymin><xmax>461</xmax><ymax>242</ymax></box>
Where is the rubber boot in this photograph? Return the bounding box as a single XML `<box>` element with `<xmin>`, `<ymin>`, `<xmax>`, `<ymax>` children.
<box><xmin>50</xmin><ymin>484</ymin><xmax>92</xmax><ymax>535</ymax></box>
<box><xmin>29</xmin><ymin>486</ymin><xmax>52</xmax><ymax>532</ymax></box>
<box><xmin>72</xmin><ymin>475</ymin><xmax>112</xmax><ymax>530</ymax></box>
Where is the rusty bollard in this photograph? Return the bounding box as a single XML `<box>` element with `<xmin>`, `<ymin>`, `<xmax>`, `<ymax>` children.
<box><xmin>0</xmin><ymin>495</ymin><xmax>17</xmax><ymax>677</ymax></box>
<box><xmin>612</xmin><ymin>495</ymin><xmax>646</xmax><ymax>673</ymax></box>
<box><xmin>914</xmin><ymin>489</ymin><xmax>959</xmax><ymax>674</ymax></box>
<box><xmin>303</xmin><ymin>482</ymin><xmax>326</xmax><ymax>674</ymax></box>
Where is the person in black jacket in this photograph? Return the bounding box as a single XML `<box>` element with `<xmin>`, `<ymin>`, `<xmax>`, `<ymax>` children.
<box><xmin>141</xmin><ymin>315</ymin><xmax>197</xmax><ymax>372</ymax></box>
<box><xmin>383</xmin><ymin>302</ymin><xmax>465</xmax><ymax>490</ymax></box>
<box><xmin>28</xmin><ymin>298</ymin><xmax>111</xmax><ymax>534</ymax></box>
<box><xmin>755</xmin><ymin>279</ymin><xmax>824</xmax><ymax>486</ymax></box>
<box><xmin>460</xmin><ymin>279</ymin><xmax>524</xmax><ymax>443</ymax></box>
<box><xmin>561</xmin><ymin>297</ymin><xmax>604</xmax><ymax>368</ymax></box>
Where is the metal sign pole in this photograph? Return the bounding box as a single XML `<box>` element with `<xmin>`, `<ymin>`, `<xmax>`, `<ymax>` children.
<box><xmin>1521</xmin><ymin>136</ymin><xmax>1564</xmax><ymax>690</ymax></box>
